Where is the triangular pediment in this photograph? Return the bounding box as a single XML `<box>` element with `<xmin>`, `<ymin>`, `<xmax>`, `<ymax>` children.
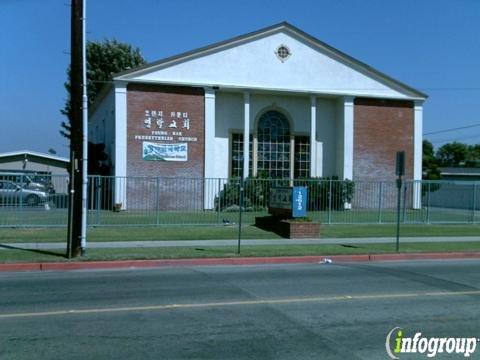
<box><xmin>115</xmin><ymin>22</ymin><xmax>426</xmax><ymax>100</ymax></box>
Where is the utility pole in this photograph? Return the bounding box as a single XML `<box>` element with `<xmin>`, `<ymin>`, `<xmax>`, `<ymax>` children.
<box><xmin>67</xmin><ymin>0</ymin><xmax>86</xmax><ymax>258</ymax></box>
<box><xmin>81</xmin><ymin>0</ymin><xmax>88</xmax><ymax>255</ymax></box>
<box><xmin>395</xmin><ymin>151</ymin><xmax>405</xmax><ymax>252</ymax></box>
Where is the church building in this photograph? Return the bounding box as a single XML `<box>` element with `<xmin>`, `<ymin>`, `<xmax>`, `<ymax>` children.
<box><xmin>89</xmin><ymin>22</ymin><xmax>426</xmax><ymax>209</ymax></box>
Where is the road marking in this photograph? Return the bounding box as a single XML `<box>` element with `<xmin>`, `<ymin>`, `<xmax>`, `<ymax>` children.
<box><xmin>1</xmin><ymin>290</ymin><xmax>480</xmax><ymax>319</ymax></box>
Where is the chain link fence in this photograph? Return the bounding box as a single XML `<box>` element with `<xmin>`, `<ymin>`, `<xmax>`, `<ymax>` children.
<box><xmin>0</xmin><ymin>175</ymin><xmax>479</xmax><ymax>228</ymax></box>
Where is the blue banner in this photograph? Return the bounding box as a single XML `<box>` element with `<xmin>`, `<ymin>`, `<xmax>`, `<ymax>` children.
<box><xmin>292</xmin><ymin>186</ymin><xmax>307</xmax><ymax>217</ymax></box>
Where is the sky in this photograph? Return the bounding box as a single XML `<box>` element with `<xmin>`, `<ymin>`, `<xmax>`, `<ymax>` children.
<box><xmin>1</xmin><ymin>0</ymin><xmax>479</xmax><ymax>158</ymax></box>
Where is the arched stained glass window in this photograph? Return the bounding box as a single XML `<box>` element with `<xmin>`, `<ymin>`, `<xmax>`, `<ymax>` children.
<box><xmin>257</xmin><ymin>110</ymin><xmax>291</xmax><ymax>178</ymax></box>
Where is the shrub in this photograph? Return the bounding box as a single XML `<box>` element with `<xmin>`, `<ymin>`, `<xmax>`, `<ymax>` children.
<box><xmin>293</xmin><ymin>176</ymin><xmax>355</xmax><ymax>211</ymax></box>
<box><xmin>214</xmin><ymin>179</ymin><xmax>245</xmax><ymax>211</ymax></box>
<box><xmin>215</xmin><ymin>177</ymin><xmax>289</xmax><ymax>211</ymax></box>
<box><xmin>215</xmin><ymin>176</ymin><xmax>355</xmax><ymax>212</ymax></box>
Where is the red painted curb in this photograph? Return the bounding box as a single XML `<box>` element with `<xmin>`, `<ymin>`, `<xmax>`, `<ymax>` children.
<box><xmin>0</xmin><ymin>263</ymin><xmax>41</xmax><ymax>272</ymax></box>
<box><xmin>1</xmin><ymin>252</ymin><xmax>480</xmax><ymax>272</ymax></box>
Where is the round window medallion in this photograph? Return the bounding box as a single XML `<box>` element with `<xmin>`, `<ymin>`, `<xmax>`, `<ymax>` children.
<box><xmin>275</xmin><ymin>45</ymin><xmax>291</xmax><ymax>62</ymax></box>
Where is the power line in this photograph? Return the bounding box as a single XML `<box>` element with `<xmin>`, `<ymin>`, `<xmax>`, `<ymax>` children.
<box><xmin>428</xmin><ymin>134</ymin><xmax>480</xmax><ymax>145</ymax></box>
<box><xmin>424</xmin><ymin>123</ymin><xmax>480</xmax><ymax>136</ymax></box>
<box><xmin>419</xmin><ymin>88</ymin><xmax>480</xmax><ymax>91</ymax></box>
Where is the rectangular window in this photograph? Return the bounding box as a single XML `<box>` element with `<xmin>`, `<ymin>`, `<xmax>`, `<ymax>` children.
<box><xmin>294</xmin><ymin>136</ymin><xmax>310</xmax><ymax>178</ymax></box>
<box><xmin>257</xmin><ymin>141</ymin><xmax>291</xmax><ymax>179</ymax></box>
<box><xmin>231</xmin><ymin>133</ymin><xmax>253</xmax><ymax>178</ymax></box>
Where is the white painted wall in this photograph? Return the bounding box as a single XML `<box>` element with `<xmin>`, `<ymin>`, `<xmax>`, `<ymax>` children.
<box><xmin>215</xmin><ymin>92</ymin><xmax>244</xmax><ymax>179</ymax></box>
<box><xmin>316</xmin><ymin>98</ymin><xmax>337</xmax><ymax>177</ymax></box>
<box><xmin>133</xmin><ymin>31</ymin><xmax>414</xmax><ymax>99</ymax></box>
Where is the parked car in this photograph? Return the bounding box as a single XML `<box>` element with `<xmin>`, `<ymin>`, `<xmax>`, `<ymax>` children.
<box><xmin>27</xmin><ymin>175</ymin><xmax>55</xmax><ymax>194</ymax></box>
<box><xmin>0</xmin><ymin>180</ymin><xmax>49</xmax><ymax>206</ymax></box>
<box><xmin>0</xmin><ymin>173</ymin><xmax>54</xmax><ymax>194</ymax></box>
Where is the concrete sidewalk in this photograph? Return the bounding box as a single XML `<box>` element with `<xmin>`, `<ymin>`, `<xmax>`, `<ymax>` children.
<box><xmin>1</xmin><ymin>236</ymin><xmax>479</xmax><ymax>250</ymax></box>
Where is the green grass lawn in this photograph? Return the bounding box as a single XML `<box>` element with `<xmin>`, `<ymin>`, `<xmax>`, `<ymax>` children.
<box><xmin>1</xmin><ymin>241</ymin><xmax>480</xmax><ymax>263</ymax></box>
<box><xmin>1</xmin><ymin>206</ymin><xmax>479</xmax><ymax>228</ymax></box>
<box><xmin>0</xmin><ymin>224</ymin><xmax>479</xmax><ymax>244</ymax></box>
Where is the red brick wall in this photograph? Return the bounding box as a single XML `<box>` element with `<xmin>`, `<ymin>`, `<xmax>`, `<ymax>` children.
<box><xmin>353</xmin><ymin>98</ymin><xmax>414</xmax><ymax>181</ymax></box>
<box><xmin>126</xmin><ymin>84</ymin><xmax>205</xmax><ymax>209</ymax></box>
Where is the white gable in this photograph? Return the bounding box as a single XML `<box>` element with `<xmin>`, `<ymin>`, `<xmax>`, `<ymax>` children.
<box><xmin>118</xmin><ymin>27</ymin><xmax>423</xmax><ymax>100</ymax></box>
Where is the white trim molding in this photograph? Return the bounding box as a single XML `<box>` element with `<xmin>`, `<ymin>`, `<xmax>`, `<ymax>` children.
<box><xmin>343</xmin><ymin>96</ymin><xmax>355</xmax><ymax>181</ymax></box>
<box><xmin>343</xmin><ymin>96</ymin><xmax>355</xmax><ymax>210</ymax></box>
<box><xmin>114</xmin><ymin>81</ymin><xmax>127</xmax><ymax>209</ymax></box>
<box><xmin>204</xmin><ymin>87</ymin><xmax>216</xmax><ymax>179</ymax></box>
<box><xmin>204</xmin><ymin>87</ymin><xmax>216</xmax><ymax>209</ymax></box>
<box><xmin>413</xmin><ymin>100</ymin><xmax>424</xmax><ymax>209</ymax></box>
<box><xmin>243</xmin><ymin>91</ymin><xmax>251</xmax><ymax>179</ymax></box>
<box><xmin>310</xmin><ymin>95</ymin><xmax>317</xmax><ymax>177</ymax></box>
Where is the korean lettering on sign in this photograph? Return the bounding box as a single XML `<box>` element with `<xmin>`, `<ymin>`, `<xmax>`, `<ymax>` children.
<box><xmin>144</xmin><ymin>110</ymin><xmax>191</xmax><ymax>131</ymax></box>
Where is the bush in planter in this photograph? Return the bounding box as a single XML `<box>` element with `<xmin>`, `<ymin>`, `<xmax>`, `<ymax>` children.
<box><xmin>215</xmin><ymin>176</ymin><xmax>289</xmax><ymax>211</ymax></box>
<box><xmin>295</xmin><ymin>176</ymin><xmax>355</xmax><ymax>211</ymax></box>
<box><xmin>215</xmin><ymin>179</ymin><xmax>246</xmax><ymax>211</ymax></box>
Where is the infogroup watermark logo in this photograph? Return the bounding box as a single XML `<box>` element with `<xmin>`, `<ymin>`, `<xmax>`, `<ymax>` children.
<box><xmin>385</xmin><ymin>327</ymin><xmax>479</xmax><ymax>359</ymax></box>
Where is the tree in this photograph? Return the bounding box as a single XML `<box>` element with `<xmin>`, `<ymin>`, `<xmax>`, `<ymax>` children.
<box><xmin>88</xmin><ymin>142</ymin><xmax>110</xmax><ymax>175</ymax></box>
<box><xmin>422</xmin><ymin>139</ymin><xmax>440</xmax><ymax>179</ymax></box>
<box><xmin>465</xmin><ymin>144</ymin><xmax>480</xmax><ymax>167</ymax></box>
<box><xmin>436</xmin><ymin>141</ymin><xmax>469</xmax><ymax>167</ymax></box>
<box><xmin>61</xmin><ymin>39</ymin><xmax>146</xmax><ymax>138</ymax></box>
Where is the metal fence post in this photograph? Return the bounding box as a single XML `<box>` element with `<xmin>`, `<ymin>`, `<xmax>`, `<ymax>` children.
<box><xmin>426</xmin><ymin>182</ymin><xmax>431</xmax><ymax>224</ymax></box>
<box><xmin>472</xmin><ymin>182</ymin><xmax>477</xmax><ymax>224</ymax></box>
<box><xmin>19</xmin><ymin>181</ymin><xmax>23</xmax><ymax>226</ymax></box>
<box><xmin>217</xmin><ymin>178</ymin><xmax>221</xmax><ymax>224</ymax></box>
<box><xmin>378</xmin><ymin>182</ymin><xmax>383</xmax><ymax>224</ymax></box>
<box><xmin>88</xmin><ymin>176</ymin><xmax>93</xmax><ymax>226</ymax></box>
<box><xmin>237</xmin><ymin>178</ymin><xmax>244</xmax><ymax>254</ymax></box>
<box><xmin>402</xmin><ymin>182</ymin><xmax>407</xmax><ymax>224</ymax></box>
<box><xmin>327</xmin><ymin>179</ymin><xmax>332</xmax><ymax>225</ymax></box>
<box><xmin>95</xmin><ymin>177</ymin><xmax>101</xmax><ymax>226</ymax></box>
<box><xmin>156</xmin><ymin>177</ymin><xmax>160</xmax><ymax>226</ymax></box>
<box><xmin>396</xmin><ymin>178</ymin><xmax>402</xmax><ymax>252</ymax></box>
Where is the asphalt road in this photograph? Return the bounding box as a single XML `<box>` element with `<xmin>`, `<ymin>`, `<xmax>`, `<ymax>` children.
<box><xmin>1</xmin><ymin>260</ymin><xmax>480</xmax><ymax>359</ymax></box>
